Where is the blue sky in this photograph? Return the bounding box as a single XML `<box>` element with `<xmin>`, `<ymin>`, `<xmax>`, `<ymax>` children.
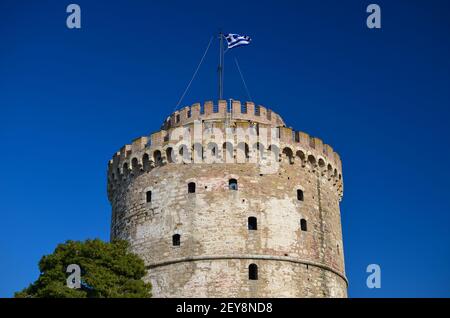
<box><xmin>1</xmin><ymin>0</ymin><xmax>449</xmax><ymax>297</ymax></box>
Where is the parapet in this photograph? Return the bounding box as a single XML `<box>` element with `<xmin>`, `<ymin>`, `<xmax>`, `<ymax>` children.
<box><xmin>107</xmin><ymin>101</ymin><xmax>344</xmax><ymax>200</ymax></box>
<box><xmin>162</xmin><ymin>100</ymin><xmax>285</xmax><ymax>130</ymax></box>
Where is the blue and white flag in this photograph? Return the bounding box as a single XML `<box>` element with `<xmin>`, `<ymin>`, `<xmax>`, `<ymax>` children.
<box><xmin>225</xmin><ymin>33</ymin><xmax>251</xmax><ymax>49</ymax></box>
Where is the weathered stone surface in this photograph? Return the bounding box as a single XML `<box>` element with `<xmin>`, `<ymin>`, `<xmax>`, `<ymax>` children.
<box><xmin>107</xmin><ymin>101</ymin><xmax>346</xmax><ymax>298</ymax></box>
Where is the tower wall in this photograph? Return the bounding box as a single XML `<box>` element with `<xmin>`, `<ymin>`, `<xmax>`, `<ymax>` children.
<box><xmin>107</xmin><ymin>100</ymin><xmax>346</xmax><ymax>298</ymax></box>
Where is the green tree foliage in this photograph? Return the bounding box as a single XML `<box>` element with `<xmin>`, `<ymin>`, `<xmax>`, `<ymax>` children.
<box><xmin>15</xmin><ymin>239</ymin><xmax>151</xmax><ymax>298</ymax></box>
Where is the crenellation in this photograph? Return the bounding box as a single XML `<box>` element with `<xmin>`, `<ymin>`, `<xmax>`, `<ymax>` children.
<box><xmin>259</xmin><ymin>105</ymin><xmax>267</xmax><ymax>119</ymax></box>
<box><xmin>298</xmin><ymin>132</ymin><xmax>309</xmax><ymax>148</ymax></box>
<box><xmin>161</xmin><ymin>100</ymin><xmax>291</xmax><ymax>128</ymax></box>
<box><xmin>190</xmin><ymin>103</ymin><xmax>200</xmax><ymax>120</ymax></box>
<box><xmin>324</xmin><ymin>144</ymin><xmax>332</xmax><ymax>156</ymax></box>
<box><xmin>132</xmin><ymin>136</ymin><xmax>148</xmax><ymax>152</ymax></box>
<box><xmin>110</xmin><ymin>146</ymin><xmax>343</xmax><ymax>195</ymax></box>
<box><xmin>314</xmin><ymin>138</ymin><xmax>324</xmax><ymax>154</ymax></box>
<box><xmin>232</xmin><ymin>100</ymin><xmax>242</xmax><ymax>116</ymax></box>
<box><xmin>150</xmin><ymin>130</ymin><xmax>167</xmax><ymax>147</ymax></box>
<box><xmin>218</xmin><ymin>100</ymin><xmax>227</xmax><ymax>114</ymax></box>
<box><xmin>279</xmin><ymin>127</ymin><xmax>293</xmax><ymax>143</ymax></box>
<box><xmin>107</xmin><ymin>101</ymin><xmax>347</xmax><ymax>297</ymax></box>
<box><xmin>180</xmin><ymin>106</ymin><xmax>189</xmax><ymax>122</ymax></box>
<box><xmin>119</xmin><ymin>145</ymin><xmax>131</xmax><ymax>160</ymax></box>
<box><xmin>246</xmin><ymin>101</ymin><xmax>256</xmax><ymax>116</ymax></box>
<box><xmin>204</xmin><ymin>101</ymin><xmax>213</xmax><ymax>115</ymax></box>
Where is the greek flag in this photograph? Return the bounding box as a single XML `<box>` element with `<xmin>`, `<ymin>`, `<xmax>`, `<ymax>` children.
<box><xmin>225</xmin><ymin>33</ymin><xmax>251</xmax><ymax>49</ymax></box>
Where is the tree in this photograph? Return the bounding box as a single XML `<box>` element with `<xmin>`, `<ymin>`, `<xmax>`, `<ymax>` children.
<box><xmin>15</xmin><ymin>239</ymin><xmax>151</xmax><ymax>298</ymax></box>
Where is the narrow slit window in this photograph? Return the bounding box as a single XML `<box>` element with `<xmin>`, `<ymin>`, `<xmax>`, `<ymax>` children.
<box><xmin>248</xmin><ymin>217</ymin><xmax>257</xmax><ymax>230</ymax></box>
<box><xmin>172</xmin><ymin>234</ymin><xmax>180</xmax><ymax>246</ymax></box>
<box><xmin>146</xmin><ymin>191</ymin><xmax>152</xmax><ymax>203</ymax></box>
<box><xmin>297</xmin><ymin>189</ymin><xmax>304</xmax><ymax>201</ymax></box>
<box><xmin>300</xmin><ymin>219</ymin><xmax>307</xmax><ymax>231</ymax></box>
<box><xmin>249</xmin><ymin>264</ymin><xmax>258</xmax><ymax>280</ymax></box>
<box><xmin>229</xmin><ymin>179</ymin><xmax>238</xmax><ymax>191</ymax></box>
<box><xmin>153</xmin><ymin>150</ymin><xmax>162</xmax><ymax>164</ymax></box>
<box><xmin>188</xmin><ymin>182</ymin><xmax>196</xmax><ymax>193</ymax></box>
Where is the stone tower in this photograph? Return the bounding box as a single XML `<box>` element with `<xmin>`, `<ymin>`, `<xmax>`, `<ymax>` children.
<box><xmin>107</xmin><ymin>100</ymin><xmax>347</xmax><ymax>297</ymax></box>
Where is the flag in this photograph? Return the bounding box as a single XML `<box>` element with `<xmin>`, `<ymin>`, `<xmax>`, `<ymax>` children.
<box><xmin>224</xmin><ymin>33</ymin><xmax>251</xmax><ymax>49</ymax></box>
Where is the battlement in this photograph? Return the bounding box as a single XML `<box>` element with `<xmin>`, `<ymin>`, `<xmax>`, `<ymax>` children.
<box><xmin>162</xmin><ymin>100</ymin><xmax>285</xmax><ymax>130</ymax></box>
<box><xmin>107</xmin><ymin>103</ymin><xmax>344</xmax><ymax>201</ymax></box>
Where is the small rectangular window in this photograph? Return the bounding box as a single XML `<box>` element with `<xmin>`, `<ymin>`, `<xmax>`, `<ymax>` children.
<box><xmin>146</xmin><ymin>191</ymin><xmax>152</xmax><ymax>203</ymax></box>
<box><xmin>297</xmin><ymin>189</ymin><xmax>304</xmax><ymax>201</ymax></box>
<box><xmin>249</xmin><ymin>264</ymin><xmax>258</xmax><ymax>280</ymax></box>
<box><xmin>188</xmin><ymin>182</ymin><xmax>196</xmax><ymax>193</ymax></box>
<box><xmin>172</xmin><ymin>234</ymin><xmax>180</xmax><ymax>246</ymax></box>
<box><xmin>229</xmin><ymin>179</ymin><xmax>238</xmax><ymax>190</ymax></box>
<box><xmin>301</xmin><ymin>219</ymin><xmax>307</xmax><ymax>231</ymax></box>
<box><xmin>248</xmin><ymin>217</ymin><xmax>257</xmax><ymax>230</ymax></box>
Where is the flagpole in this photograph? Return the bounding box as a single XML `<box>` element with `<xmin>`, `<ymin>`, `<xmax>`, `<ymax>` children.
<box><xmin>218</xmin><ymin>31</ymin><xmax>224</xmax><ymax>100</ymax></box>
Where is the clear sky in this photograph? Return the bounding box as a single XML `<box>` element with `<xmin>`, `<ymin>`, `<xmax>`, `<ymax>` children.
<box><xmin>1</xmin><ymin>0</ymin><xmax>449</xmax><ymax>297</ymax></box>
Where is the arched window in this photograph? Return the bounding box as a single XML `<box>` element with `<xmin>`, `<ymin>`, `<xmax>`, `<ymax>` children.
<box><xmin>327</xmin><ymin>164</ymin><xmax>333</xmax><ymax>177</ymax></box>
<box><xmin>146</xmin><ymin>191</ymin><xmax>152</xmax><ymax>203</ymax></box>
<box><xmin>318</xmin><ymin>158</ymin><xmax>325</xmax><ymax>168</ymax></box>
<box><xmin>297</xmin><ymin>189</ymin><xmax>304</xmax><ymax>201</ymax></box>
<box><xmin>166</xmin><ymin>147</ymin><xmax>174</xmax><ymax>163</ymax></box>
<box><xmin>153</xmin><ymin>150</ymin><xmax>162</xmax><ymax>164</ymax></box>
<box><xmin>296</xmin><ymin>150</ymin><xmax>306</xmax><ymax>166</ymax></box>
<box><xmin>308</xmin><ymin>155</ymin><xmax>316</xmax><ymax>167</ymax></box>
<box><xmin>172</xmin><ymin>234</ymin><xmax>180</xmax><ymax>246</ymax></box>
<box><xmin>282</xmin><ymin>147</ymin><xmax>294</xmax><ymax>164</ymax></box>
<box><xmin>131</xmin><ymin>158</ymin><xmax>139</xmax><ymax>170</ymax></box>
<box><xmin>249</xmin><ymin>264</ymin><xmax>258</xmax><ymax>280</ymax></box>
<box><xmin>229</xmin><ymin>179</ymin><xmax>238</xmax><ymax>190</ymax></box>
<box><xmin>188</xmin><ymin>182</ymin><xmax>196</xmax><ymax>193</ymax></box>
<box><xmin>300</xmin><ymin>219</ymin><xmax>307</xmax><ymax>231</ymax></box>
<box><xmin>248</xmin><ymin>217</ymin><xmax>257</xmax><ymax>230</ymax></box>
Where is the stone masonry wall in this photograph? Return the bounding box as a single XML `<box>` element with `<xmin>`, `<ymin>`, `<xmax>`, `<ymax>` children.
<box><xmin>107</xmin><ymin>101</ymin><xmax>347</xmax><ymax>298</ymax></box>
